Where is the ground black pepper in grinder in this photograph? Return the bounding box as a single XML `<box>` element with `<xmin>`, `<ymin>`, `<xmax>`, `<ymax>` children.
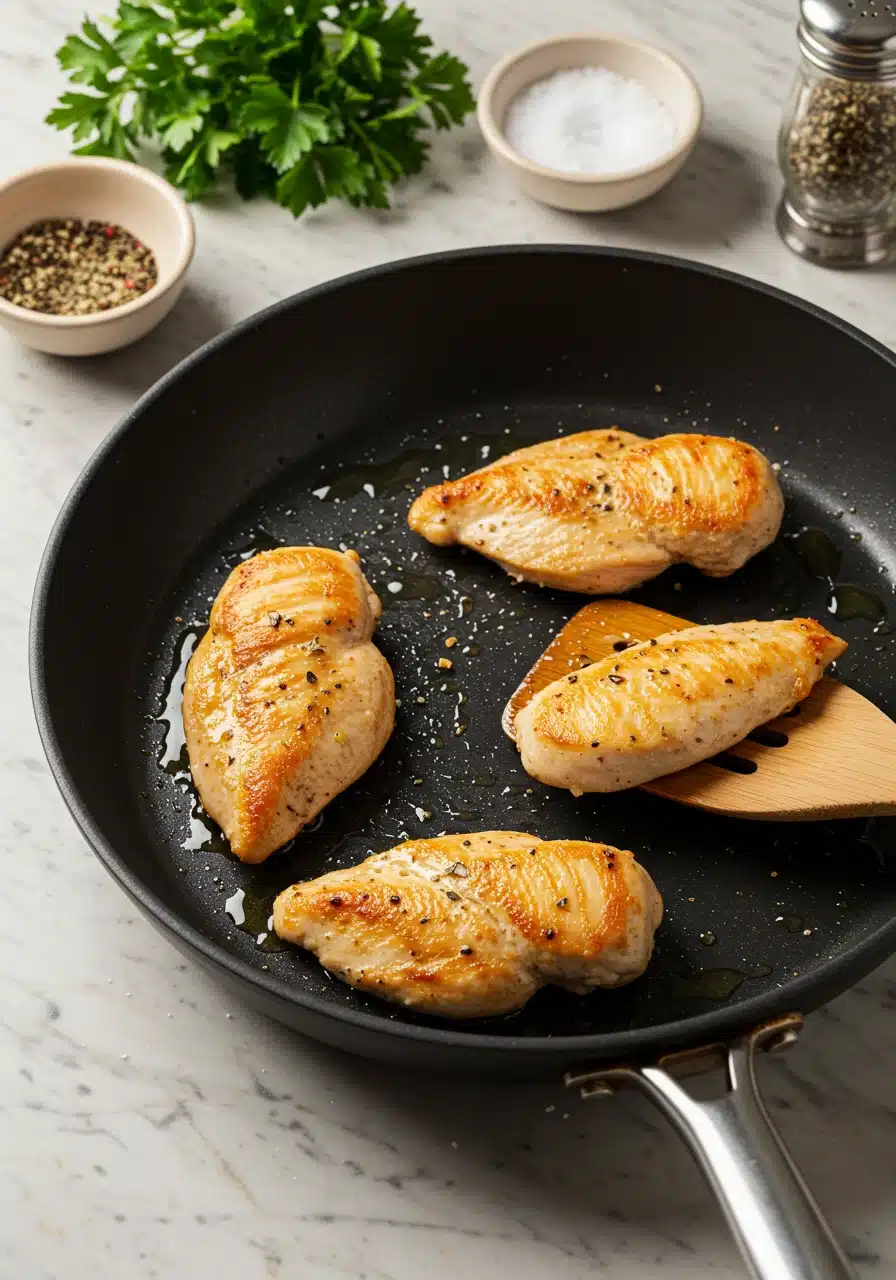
<box><xmin>777</xmin><ymin>0</ymin><xmax>896</xmax><ymax>269</ymax></box>
<box><xmin>788</xmin><ymin>79</ymin><xmax>896</xmax><ymax>209</ymax></box>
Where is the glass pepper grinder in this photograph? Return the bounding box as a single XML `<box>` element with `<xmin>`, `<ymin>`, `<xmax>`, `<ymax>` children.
<box><xmin>777</xmin><ymin>0</ymin><xmax>896</xmax><ymax>268</ymax></box>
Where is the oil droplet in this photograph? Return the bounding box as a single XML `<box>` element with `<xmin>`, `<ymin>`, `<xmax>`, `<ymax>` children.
<box><xmin>182</xmin><ymin>799</ymin><xmax>231</xmax><ymax>855</ymax></box>
<box><xmin>157</xmin><ymin>629</ymin><xmax>199</xmax><ymax>772</ymax></box>
<box><xmin>828</xmin><ymin>583</ymin><xmax>887</xmax><ymax>624</ymax></box>
<box><xmin>316</xmin><ymin>449</ymin><xmax>443</xmax><ymax>500</ymax></box>
<box><xmin>775</xmin><ymin>913</ymin><xmax>804</xmax><ymax>933</ymax></box>
<box><xmin>699</xmin><ymin>931</ymin><xmax>717</xmax><ymax>946</ymax></box>
<box><xmin>226</xmin><ymin>882</ymin><xmax>287</xmax><ymax>951</ymax></box>
<box><xmin>787</xmin><ymin>527</ymin><xmax>841</xmax><ymax>579</ymax></box>
<box><xmin>389</xmin><ymin>569</ymin><xmax>443</xmax><ymax>601</ymax></box>
<box><xmin>232</xmin><ymin>527</ymin><xmax>282</xmax><ymax>561</ymax></box>
<box><xmin>312</xmin><ymin>430</ymin><xmax>537</xmax><ymax>502</ymax></box>
<box><xmin>183</xmin><ymin>811</ymin><xmax>213</xmax><ymax>852</ymax></box>
<box><xmin>785</xmin><ymin>526</ymin><xmax>889</xmax><ymax>630</ymax></box>
<box><xmin>224</xmin><ymin>888</ymin><xmax>245</xmax><ymax>925</ymax></box>
<box><xmin>670</xmin><ymin>964</ymin><xmax>772</xmax><ymax>1002</ymax></box>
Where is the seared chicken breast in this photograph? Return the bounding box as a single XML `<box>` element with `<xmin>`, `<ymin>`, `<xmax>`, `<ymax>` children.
<box><xmin>512</xmin><ymin>618</ymin><xmax>846</xmax><ymax>795</ymax></box>
<box><xmin>183</xmin><ymin>547</ymin><xmax>394</xmax><ymax>863</ymax></box>
<box><xmin>273</xmin><ymin>832</ymin><xmax>662</xmax><ymax>1019</ymax></box>
<box><xmin>408</xmin><ymin>430</ymin><xmax>783</xmax><ymax>593</ymax></box>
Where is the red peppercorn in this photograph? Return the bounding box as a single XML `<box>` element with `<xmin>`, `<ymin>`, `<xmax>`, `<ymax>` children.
<box><xmin>105</xmin><ymin>226</ymin><xmax>115</xmax><ymax>237</ymax></box>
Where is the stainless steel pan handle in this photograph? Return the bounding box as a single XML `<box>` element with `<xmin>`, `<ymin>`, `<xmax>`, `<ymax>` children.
<box><xmin>568</xmin><ymin>1015</ymin><xmax>856</xmax><ymax>1280</ymax></box>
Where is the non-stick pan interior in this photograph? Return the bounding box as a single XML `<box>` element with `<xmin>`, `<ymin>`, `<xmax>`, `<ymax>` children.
<box><xmin>35</xmin><ymin>249</ymin><xmax>896</xmax><ymax>1054</ymax></box>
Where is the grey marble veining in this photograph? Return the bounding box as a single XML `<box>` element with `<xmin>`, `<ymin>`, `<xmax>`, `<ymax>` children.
<box><xmin>1</xmin><ymin>1</ymin><xmax>894</xmax><ymax>1276</ymax></box>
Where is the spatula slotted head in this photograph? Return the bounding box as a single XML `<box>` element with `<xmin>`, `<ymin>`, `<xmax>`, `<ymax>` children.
<box><xmin>504</xmin><ymin>600</ymin><xmax>896</xmax><ymax>821</ymax></box>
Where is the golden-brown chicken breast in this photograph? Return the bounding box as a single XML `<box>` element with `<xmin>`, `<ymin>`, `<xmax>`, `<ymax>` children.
<box><xmin>273</xmin><ymin>832</ymin><xmax>662</xmax><ymax>1019</ymax></box>
<box><xmin>408</xmin><ymin>430</ymin><xmax>783</xmax><ymax>593</ymax></box>
<box><xmin>512</xmin><ymin>618</ymin><xmax>846</xmax><ymax>794</ymax></box>
<box><xmin>183</xmin><ymin>547</ymin><xmax>394</xmax><ymax>863</ymax></box>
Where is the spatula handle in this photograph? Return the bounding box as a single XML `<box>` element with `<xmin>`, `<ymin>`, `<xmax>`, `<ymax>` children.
<box><xmin>568</xmin><ymin>1016</ymin><xmax>856</xmax><ymax>1280</ymax></box>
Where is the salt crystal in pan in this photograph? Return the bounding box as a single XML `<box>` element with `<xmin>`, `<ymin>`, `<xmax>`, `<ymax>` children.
<box><xmin>504</xmin><ymin>67</ymin><xmax>679</xmax><ymax>175</ymax></box>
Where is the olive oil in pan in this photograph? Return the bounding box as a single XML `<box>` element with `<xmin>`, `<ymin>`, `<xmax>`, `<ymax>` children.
<box><xmin>182</xmin><ymin>799</ymin><xmax>231</xmax><ymax>856</ymax></box>
<box><xmin>224</xmin><ymin>884</ymin><xmax>288</xmax><ymax>952</ymax></box>
<box><xmin>669</xmin><ymin>964</ymin><xmax>772</xmax><ymax>1002</ymax></box>
<box><xmin>776</xmin><ymin>914</ymin><xmax>805</xmax><ymax>933</ymax></box>
<box><xmin>311</xmin><ymin>428</ymin><xmax>539</xmax><ymax>504</ymax></box>
<box><xmin>154</xmin><ymin>627</ymin><xmax>231</xmax><ymax>853</ymax></box>
<box><xmin>787</xmin><ymin>526</ymin><xmax>842</xmax><ymax>579</ymax></box>
<box><xmin>183</xmin><ymin>807</ymin><xmax>214</xmax><ymax>853</ymax></box>
<box><xmin>316</xmin><ymin>448</ymin><xmax>454</xmax><ymax>500</ymax></box>
<box><xmin>383</xmin><ymin>569</ymin><xmax>443</xmax><ymax>601</ymax></box>
<box><xmin>157</xmin><ymin>628</ymin><xmax>200</xmax><ymax>773</ymax></box>
<box><xmin>786</xmin><ymin>525</ymin><xmax>889</xmax><ymax>629</ymax></box>
<box><xmin>229</xmin><ymin>526</ymin><xmax>283</xmax><ymax>562</ymax></box>
<box><xmin>829</xmin><ymin>583</ymin><xmax>889</xmax><ymax>627</ymax></box>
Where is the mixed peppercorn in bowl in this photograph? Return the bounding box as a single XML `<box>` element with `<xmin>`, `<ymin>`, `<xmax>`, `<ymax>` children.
<box><xmin>0</xmin><ymin>156</ymin><xmax>193</xmax><ymax>356</ymax></box>
<box><xmin>0</xmin><ymin>218</ymin><xmax>158</xmax><ymax>317</ymax></box>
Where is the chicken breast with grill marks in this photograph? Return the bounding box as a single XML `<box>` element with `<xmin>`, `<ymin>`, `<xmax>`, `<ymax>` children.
<box><xmin>408</xmin><ymin>430</ymin><xmax>783</xmax><ymax>593</ymax></box>
<box><xmin>183</xmin><ymin>547</ymin><xmax>394</xmax><ymax>863</ymax></box>
<box><xmin>512</xmin><ymin>618</ymin><xmax>846</xmax><ymax>795</ymax></box>
<box><xmin>273</xmin><ymin>832</ymin><xmax>662</xmax><ymax>1019</ymax></box>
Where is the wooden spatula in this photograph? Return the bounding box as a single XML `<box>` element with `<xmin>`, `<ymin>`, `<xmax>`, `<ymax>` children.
<box><xmin>503</xmin><ymin>599</ymin><xmax>896</xmax><ymax>821</ymax></box>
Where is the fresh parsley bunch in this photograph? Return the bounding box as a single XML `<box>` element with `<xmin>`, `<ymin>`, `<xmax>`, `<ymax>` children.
<box><xmin>47</xmin><ymin>0</ymin><xmax>475</xmax><ymax>215</ymax></box>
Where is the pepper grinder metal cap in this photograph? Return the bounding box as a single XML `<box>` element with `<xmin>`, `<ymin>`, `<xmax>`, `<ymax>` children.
<box><xmin>799</xmin><ymin>0</ymin><xmax>896</xmax><ymax>76</ymax></box>
<box><xmin>776</xmin><ymin>0</ymin><xmax>896</xmax><ymax>267</ymax></box>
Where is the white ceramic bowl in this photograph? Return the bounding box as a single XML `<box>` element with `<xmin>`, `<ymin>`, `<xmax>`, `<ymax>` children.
<box><xmin>0</xmin><ymin>157</ymin><xmax>195</xmax><ymax>356</ymax></box>
<box><xmin>478</xmin><ymin>33</ymin><xmax>703</xmax><ymax>213</ymax></box>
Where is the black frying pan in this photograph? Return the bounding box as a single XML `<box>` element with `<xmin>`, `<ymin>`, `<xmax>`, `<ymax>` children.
<box><xmin>31</xmin><ymin>248</ymin><xmax>896</xmax><ymax>1279</ymax></box>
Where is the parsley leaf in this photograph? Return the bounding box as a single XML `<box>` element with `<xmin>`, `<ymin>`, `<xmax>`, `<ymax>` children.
<box><xmin>412</xmin><ymin>52</ymin><xmax>476</xmax><ymax>129</ymax></box>
<box><xmin>46</xmin><ymin>92</ymin><xmax>109</xmax><ymax>144</ymax></box>
<box><xmin>276</xmin><ymin>145</ymin><xmax>371</xmax><ymax>215</ymax></box>
<box><xmin>113</xmin><ymin>3</ymin><xmax>173</xmax><ymax>61</ymax></box>
<box><xmin>48</xmin><ymin>0</ymin><xmax>474</xmax><ymax>217</ymax></box>
<box><xmin>160</xmin><ymin>110</ymin><xmax>209</xmax><ymax>154</ymax></box>
<box><xmin>57</xmin><ymin>19</ymin><xmax>122</xmax><ymax>88</ymax></box>
<box><xmin>240</xmin><ymin>82</ymin><xmax>331</xmax><ymax>172</ymax></box>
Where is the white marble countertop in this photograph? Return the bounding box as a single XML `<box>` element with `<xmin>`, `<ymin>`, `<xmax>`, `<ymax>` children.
<box><xmin>3</xmin><ymin>1</ymin><xmax>894</xmax><ymax>1276</ymax></box>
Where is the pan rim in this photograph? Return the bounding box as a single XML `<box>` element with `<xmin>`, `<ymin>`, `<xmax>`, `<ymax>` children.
<box><xmin>30</xmin><ymin>243</ymin><xmax>896</xmax><ymax>1060</ymax></box>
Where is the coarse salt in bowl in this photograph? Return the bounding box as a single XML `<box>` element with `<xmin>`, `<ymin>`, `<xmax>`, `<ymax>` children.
<box><xmin>478</xmin><ymin>33</ymin><xmax>703</xmax><ymax>212</ymax></box>
<box><xmin>505</xmin><ymin>67</ymin><xmax>681</xmax><ymax>176</ymax></box>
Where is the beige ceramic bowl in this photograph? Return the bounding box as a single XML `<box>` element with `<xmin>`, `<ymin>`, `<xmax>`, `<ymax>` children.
<box><xmin>0</xmin><ymin>157</ymin><xmax>195</xmax><ymax>355</ymax></box>
<box><xmin>478</xmin><ymin>33</ymin><xmax>703</xmax><ymax>213</ymax></box>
